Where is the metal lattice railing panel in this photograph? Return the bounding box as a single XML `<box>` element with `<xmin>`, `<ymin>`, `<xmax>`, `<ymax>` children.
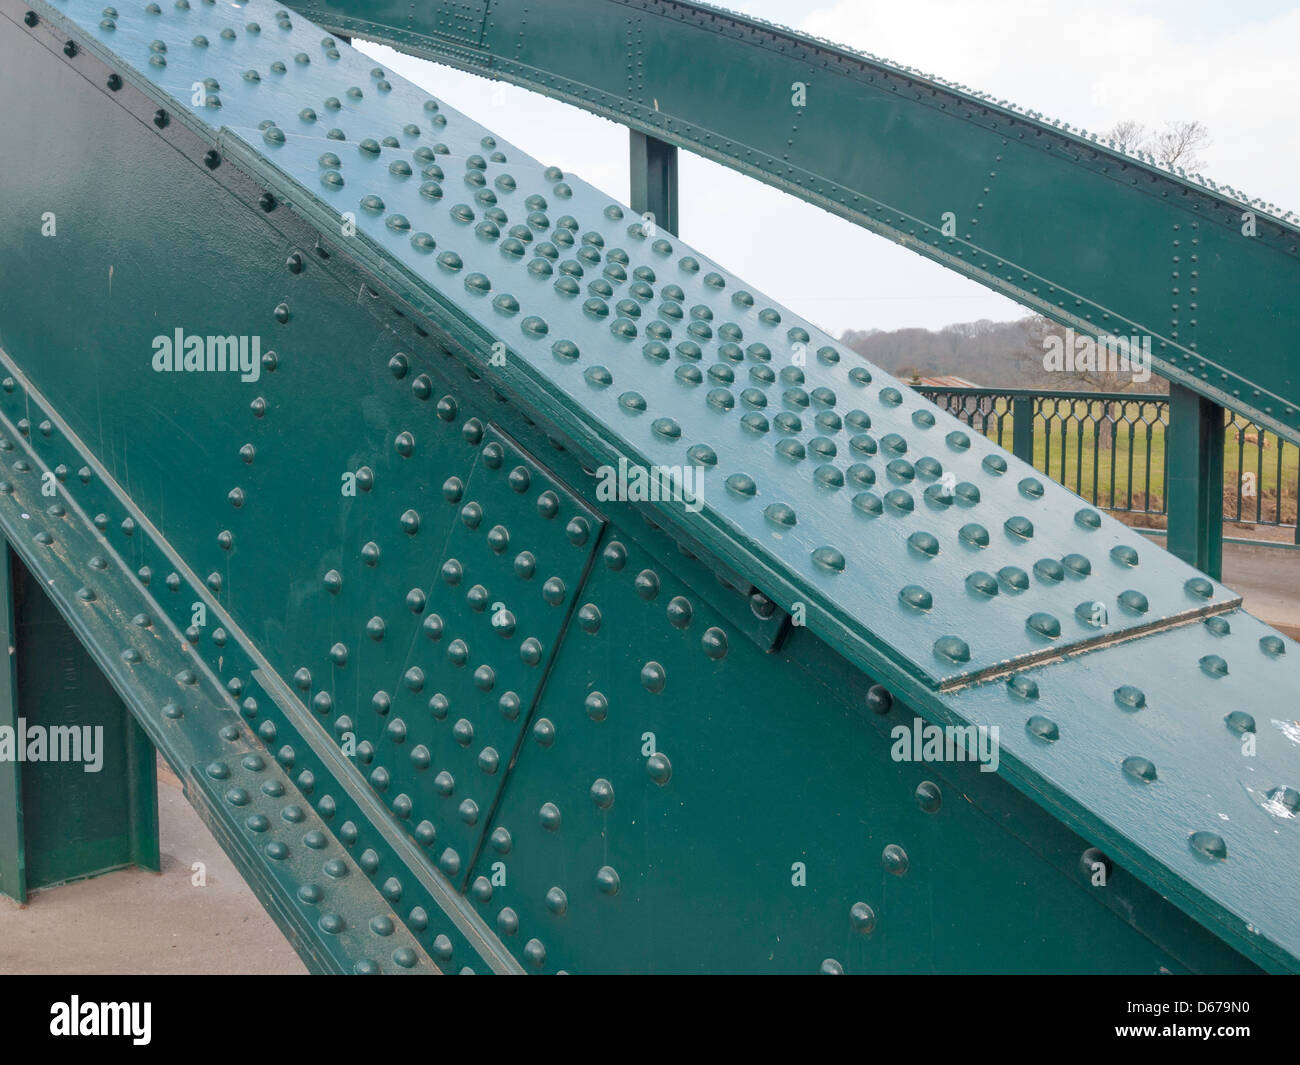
<box><xmin>920</xmin><ymin>387</ymin><xmax>1300</xmax><ymax>538</ymax></box>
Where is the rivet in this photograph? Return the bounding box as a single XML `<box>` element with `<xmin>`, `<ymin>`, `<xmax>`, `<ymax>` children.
<box><xmin>1199</xmin><ymin>654</ymin><xmax>1228</xmax><ymax>677</ymax></box>
<box><xmin>698</xmin><ymin>627</ymin><xmax>728</xmax><ymax>661</ymax></box>
<box><xmin>646</xmin><ymin>752</ymin><xmax>672</xmax><ymax>784</ymax></box>
<box><xmin>533</xmin><ymin>718</ymin><xmax>556</xmax><ymax>746</ymax></box>
<box><xmin>585</xmin><ymin>692</ymin><xmax>608</xmax><ymax>722</ymax></box>
<box><xmin>1122</xmin><ymin>756</ymin><xmax>1157</xmax><ymax>783</ymax></box>
<box><xmin>1026</xmin><ymin>612</ymin><xmax>1061</xmax><ymax>639</ymax></box>
<box><xmin>933</xmin><ymin>635</ymin><xmax>970</xmax><ymax>663</ymax></box>
<box><xmin>640</xmin><ymin>661</ymin><xmax>666</xmax><ymax>693</ymax></box>
<box><xmin>881</xmin><ymin>844</ymin><xmax>909</xmax><ymax>875</ymax></box>
<box><xmin>523</xmin><ymin>938</ymin><xmax>546</xmax><ymax>968</ymax></box>
<box><xmin>1224</xmin><ymin>710</ymin><xmax>1255</xmax><ymax>735</ymax></box>
<box><xmin>899</xmin><ymin>585</ymin><xmax>933</xmax><ymax>611</ymax></box>
<box><xmin>915</xmin><ymin>781</ymin><xmax>942</xmax><ymax>813</ymax></box>
<box><xmin>589</xmin><ymin>778</ymin><xmax>615</xmax><ymax>809</ymax></box>
<box><xmin>812</xmin><ymin>546</ymin><xmax>846</xmax><ymax>572</ymax></box>
<box><xmin>1188</xmin><ymin>830</ymin><xmax>1227</xmax><ymax>861</ymax></box>
<box><xmin>1026</xmin><ymin>715</ymin><xmax>1060</xmax><ymax>742</ymax></box>
<box><xmin>849</xmin><ymin>902</ymin><xmax>876</xmax><ymax>933</ymax></box>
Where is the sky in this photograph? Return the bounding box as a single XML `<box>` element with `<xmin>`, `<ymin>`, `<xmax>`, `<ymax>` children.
<box><xmin>356</xmin><ymin>0</ymin><xmax>1300</xmax><ymax>337</ymax></box>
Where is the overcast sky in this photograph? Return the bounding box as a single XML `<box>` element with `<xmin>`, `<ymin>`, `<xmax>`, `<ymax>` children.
<box><xmin>357</xmin><ymin>0</ymin><xmax>1300</xmax><ymax>337</ymax></box>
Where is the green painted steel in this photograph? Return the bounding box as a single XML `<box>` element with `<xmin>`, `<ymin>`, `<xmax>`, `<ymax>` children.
<box><xmin>286</xmin><ymin>0</ymin><xmax>1300</xmax><ymax>447</ymax></box>
<box><xmin>0</xmin><ymin>545</ymin><xmax>24</xmax><ymax>901</ymax></box>
<box><xmin>1166</xmin><ymin>384</ymin><xmax>1226</xmax><ymax>579</ymax></box>
<box><xmin>0</xmin><ymin>0</ymin><xmax>1295</xmax><ymax>974</ymax></box>
<box><xmin>0</xmin><ymin>542</ymin><xmax>161</xmax><ymax>900</ymax></box>
<box><xmin>0</xmin><ymin>369</ymin><xmax>442</xmax><ymax>972</ymax></box>
<box><xmin>1010</xmin><ymin>395</ymin><xmax>1034</xmax><ymax>467</ymax></box>
<box><xmin>629</xmin><ymin>131</ymin><xmax>679</xmax><ymax>238</ymax></box>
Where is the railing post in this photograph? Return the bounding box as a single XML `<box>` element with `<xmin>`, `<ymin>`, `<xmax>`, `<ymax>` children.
<box><xmin>0</xmin><ymin>540</ymin><xmax>159</xmax><ymax>902</ymax></box>
<box><xmin>1011</xmin><ymin>394</ymin><xmax>1035</xmax><ymax>466</ymax></box>
<box><xmin>630</xmin><ymin>130</ymin><xmax>679</xmax><ymax>237</ymax></box>
<box><xmin>1166</xmin><ymin>383</ymin><xmax>1224</xmax><ymax>579</ymax></box>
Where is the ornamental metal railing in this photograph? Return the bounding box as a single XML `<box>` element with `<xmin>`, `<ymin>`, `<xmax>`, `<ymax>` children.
<box><xmin>916</xmin><ymin>387</ymin><xmax>1299</xmax><ymax>542</ymax></box>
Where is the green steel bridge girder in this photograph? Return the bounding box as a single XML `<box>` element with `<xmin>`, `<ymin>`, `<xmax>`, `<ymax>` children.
<box><xmin>285</xmin><ymin>0</ymin><xmax>1300</xmax><ymax>448</ymax></box>
<box><xmin>1</xmin><ymin>0</ymin><xmax>1298</xmax><ymax>974</ymax></box>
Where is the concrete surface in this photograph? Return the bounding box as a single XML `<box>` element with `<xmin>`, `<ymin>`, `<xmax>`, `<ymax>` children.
<box><xmin>1135</xmin><ymin>534</ymin><xmax>1300</xmax><ymax>638</ymax></box>
<box><xmin>1219</xmin><ymin>540</ymin><xmax>1300</xmax><ymax>639</ymax></box>
<box><xmin>0</xmin><ymin>761</ymin><xmax>306</xmax><ymax>975</ymax></box>
<box><xmin>0</xmin><ymin>541</ymin><xmax>1294</xmax><ymax>976</ymax></box>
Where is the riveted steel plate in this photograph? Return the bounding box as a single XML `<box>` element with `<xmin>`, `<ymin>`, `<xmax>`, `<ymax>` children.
<box><xmin>285</xmin><ymin>0</ymin><xmax>1300</xmax><ymax>447</ymax></box>
<box><xmin>255</xmin><ymin>126</ymin><xmax>1235</xmax><ymax>689</ymax></box>
<box><xmin>0</xmin><ymin>391</ymin><xmax>436</xmax><ymax>973</ymax></box>
<box><xmin>0</xmin><ymin>346</ymin><xmax>525</xmax><ymax>970</ymax></box>
<box><xmin>335</xmin><ymin>422</ymin><xmax>603</xmax><ymax>887</ymax></box>
<box><xmin>34</xmin><ymin>0</ymin><xmax>1238</xmax><ymax>693</ymax></box>
<box><xmin>950</xmin><ymin>611</ymin><xmax>1300</xmax><ymax>970</ymax></box>
<box><xmin>458</xmin><ymin>523</ymin><xmax>1253</xmax><ymax>974</ymax></box>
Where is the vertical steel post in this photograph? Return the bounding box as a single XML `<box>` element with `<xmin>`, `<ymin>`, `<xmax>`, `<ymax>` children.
<box><xmin>0</xmin><ymin>540</ymin><xmax>25</xmax><ymax>901</ymax></box>
<box><xmin>1166</xmin><ymin>383</ymin><xmax>1225</xmax><ymax>579</ymax></box>
<box><xmin>1011</xmin><ymin>394</ymin><xmax>1035</xmax><ymax>466</ymax></box>
<box><xmin>629</xmin><ymin>130</ymin><xmax>679</xmax><ymax>237</ymax></box>
<box><xmin>0</xmin><ymin>541</ymin><xmax>159</xmax><ymax>902</ymax></box>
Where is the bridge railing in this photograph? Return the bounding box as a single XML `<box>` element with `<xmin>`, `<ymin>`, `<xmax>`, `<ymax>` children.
<box><xmin>915</xmin><ymin>386</ymin><xmax>1300</xmax><ymax>543</ymax></box>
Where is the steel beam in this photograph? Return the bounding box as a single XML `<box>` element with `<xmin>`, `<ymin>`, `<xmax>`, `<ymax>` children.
<box><xmin>286</xmin><ymin>0</ymin><xmax>1300</xmax><ymax>446</ymax></box>
<box><xmin>1010</xmin><ymin>394</ymin><xmax>1035</xmax><ymax>466</ymax></box>
<box><xmin>1166</xmin><ymin>383</ymin><xmax>1226</xmax><ymax>580</ymax></box>
<box><xmin>0</xmin><ymin>539</ymin><xmax>161</xmax><ymax>902</ymax></box>
<box><xmin>0</xmin><ymin>540</ymin><xmax>24</xmax><ymax>901</ymax></box>
<box><xmin>629</xmin><ymin>130</ymin><xmax>679</xmax><ymax>238</ymax></box>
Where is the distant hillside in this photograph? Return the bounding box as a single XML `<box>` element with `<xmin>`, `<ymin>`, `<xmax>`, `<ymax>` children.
<box><xmin>840</xmin><ymin>316</ymin><xmax>1168</xmax><ymax>393</ymax></box>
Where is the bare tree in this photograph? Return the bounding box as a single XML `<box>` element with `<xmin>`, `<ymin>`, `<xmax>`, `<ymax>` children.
<box><xmin>1150</xmin><ymin>120</ymin><xmax>1211</xmax><ymax>170</ymax></box>
<box><xmin>1104</xmin><ymin>119</ymin><xmax>1211</xmax><ymax>171</ymax></box>
<box><xmin>1107</xmin><ymin>119</ymin><xmax>1147</xmax><ymax>154</ymax></box>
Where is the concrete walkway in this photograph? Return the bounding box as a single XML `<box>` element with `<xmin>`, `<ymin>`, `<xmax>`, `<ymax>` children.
<box><xmin>0</xmin><ymin>763</ymin><xmax>305</xmax><ymax>975</ymax></box>
<box><xmin>1218</xmin><ymin>540</ymin><xmax>1300</xmax><ymax>639</ymax></box>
